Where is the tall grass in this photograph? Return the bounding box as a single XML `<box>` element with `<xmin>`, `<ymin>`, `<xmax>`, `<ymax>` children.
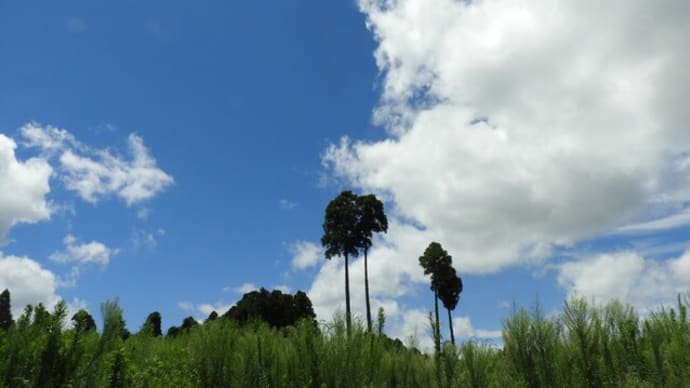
<box><xmin>0</xmin><ymin>295</ymin><xmax>688</xmax><ymax>387</ymax></box>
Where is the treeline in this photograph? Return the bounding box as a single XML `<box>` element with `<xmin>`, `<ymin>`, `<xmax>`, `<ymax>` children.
<box><xmin>0</xmin><ymin>288</ymin><xmax>316</xmax><ymax>340</ymax></box>
<box><xmin>2</xmin><ymin>290</ymin><xmax>690</xmax><ymax>387</ymax></box>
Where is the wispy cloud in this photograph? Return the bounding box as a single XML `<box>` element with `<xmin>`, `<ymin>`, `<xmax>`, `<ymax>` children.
<box><xmin>21</xmin><ymin>123</ymin><xmax>174</xmax><ymax>206</ymax></box>
<box><xmin>289</xmin><ymin>241</ymin><xmax>322</xmax><ymax>270</ymax></box>
<box><xmin>618</xmin><ymin>209</ymin><xmax>690</xmax><ymax>233</ymax></box>
<box><xmin>279</xmin><ymin>199</ymin><xmax>297</xmax><ymax>210</ymax></box>
<box><xmin>50</xmin><ymin>234</ymin><xmax>117</xmax><ymax>266</ymax></box>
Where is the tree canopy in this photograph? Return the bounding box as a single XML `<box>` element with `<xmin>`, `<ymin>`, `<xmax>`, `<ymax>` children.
<box><xmin>222</xmin><ymin>288</ymin><xmax>316</xmax><ymax>330</ymax></box>
<box><xmin>142</xmin><ymin>311</ymin><xmax>162</xmax><ymax>337</ymax></box>
<box><xmin>72</xmin><ymin>309</ymin><xmax>97</xmax><ymax>332</ymax></box>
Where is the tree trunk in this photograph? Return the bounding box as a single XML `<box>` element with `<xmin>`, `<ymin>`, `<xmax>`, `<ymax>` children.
<box><xmin>434</xmin><ymin>290</ymin><xmax>441</xmax><ymax>353</ymax></box>
<box><xmin>364</xmin><ymin>247</ymin><xmax>372</xmax><ymax>332</ymax></box>
<box><xmin>345</xmin><ymin>253</ymin><xmax>352</xmax><ymax>335</ymax></box>
<box><xmin>447</xmin><ymin>307</ymin><xmax>455</xmax><ymax>346</ymax></box>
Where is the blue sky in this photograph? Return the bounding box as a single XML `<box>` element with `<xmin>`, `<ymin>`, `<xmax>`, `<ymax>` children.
<box><xmin>1</xmin><ymin>0</ymin><xmax>689</xmax><ymax>349</ymax></box>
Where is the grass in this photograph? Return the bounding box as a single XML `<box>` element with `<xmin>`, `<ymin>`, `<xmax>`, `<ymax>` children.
<box><xmin>0</xmin><ymin>295</ymin><xmax>689</xmax><ymax>387</ymax></box>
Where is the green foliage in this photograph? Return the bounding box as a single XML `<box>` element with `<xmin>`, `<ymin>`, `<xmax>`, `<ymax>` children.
<box><xmin>72</xmin><ymin>309</ymin><xmax>97</xmax><ymax>332</ymax></box>
<box><xmin>321</xmin><ymin>190</ymin><xmax>361</xmax><ymax>261</ymax></box>
<box><xmin>142</xmin><ymin>311</ymin><xmax>162</xmax><ymax>337</ymax></box>
<box><xmin>1</xmin><ymin>294</ymin><xmax>689</xmax><ymax>387</ymax></box>
<box><xmin>223</xmin><ymin>288</ymin><xmax>317</xmax><ymax>330</ymax></box>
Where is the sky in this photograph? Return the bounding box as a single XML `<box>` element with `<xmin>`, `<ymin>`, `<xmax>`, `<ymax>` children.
<box><xmin>1</xmin><ymin>0</ymin><xmax>689</xmax><ymax>350</ymax></box>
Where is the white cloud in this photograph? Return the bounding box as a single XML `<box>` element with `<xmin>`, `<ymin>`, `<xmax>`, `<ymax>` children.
<box><xmin>177</xmin><ymin>301</ymin><xmax>194</xmax><ymax>312</ymax></box>
<box><xmin>178</xmin><ymin>300</ymin><xmax>233</xmax><ymax>320</ymax></box>
<box><xmin>322</xmin><ymin>0</ymin><xmax>690</xmax><ymax>276</ymax></box>
<box><xmin>130</xmin><ymin>228</ymin><xmax>165</xmax><ymax>251</ymax></box>
<box><xmin>20</xmin><ymin>123</ymin><xmax>79</xmax><ymax>153</ymax></box>
<box><xmin>50</xmin><ymin>234</ymin><xmax>116</xmax><ymax>266</ymax></box>
<box><xmin>234</xmin><ymin>283</ymin><xmax>258</xmax><ymax>295</ymax></box>
<box><xmin>136</xmin><ymin>207</ymin><xmax>151</xmax><ymax>220</ymax></box>
<box><xmin>279</xmin><ymin>199</ymin><xmax>297</xmax><ymax>209</ymax></box>
<box><xmin>60</xmin><ymin>134</ymin><xmax>174</xmax><ymax>205</ymax></box>
<box><xmin>307</xmin><ymin>220</ymin><xmax>434</xmax><ymax>322</ymax></box>
<box><xmin>452</xmin><ymin>316</ymin><xmax>502</xmax><ymax>341</ymax></box>
<box><xmin>289</xmin><ymin>241</ymin><xmax>322</xmax><ymax>270</ymax></box>
<box><xmin>196</xmin><ymin>302</ymin><xmax>233</xmax><ymax>317</ymax></box>
<box><xmin>56</xmin><ymin>266</ymin><xmax>81</xmax><ymax>288</ymax></box>
<box><xmin>312</xmin><ymin>0</ymin><xmax>690</xmax><ymax>344</ymax></box>
<box><xmin>0</xmin><ymin>134</ymin><xmax>52</xmax><ymax>242</ymax></box>
<box><xmin>0</xmin><ymin>252</ymin><xmax>60</xmax><ymax>318</ymax></box>
<box><xmin>557</xmin><ymin>249</ymin><xmax>690</xmax><ymax>312</ymax></box>
<box><xmin>618</xmin><ymin>208</ymin><xmax>690</xmax><ymax>233</ymax></box>
<box><xmin>273</xmin><ymin>284</ymin><xmax>291</xmax><ymax>294</ymax></box>
<box><xmin>22</xmin><ymin>124</ymin><xmax>174</xmax><ymax>206</ymax></box>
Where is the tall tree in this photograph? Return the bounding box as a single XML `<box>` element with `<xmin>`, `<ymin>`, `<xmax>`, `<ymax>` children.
<box><xmin>0</xmin><ymin>289</ymin><xmax>13</xmax><ymax>330</ymax></box>
<box><xmin>356</xmin><ymin>194</ymin><xmax>388</xmax><ymax>332</ymax></box>
<box><xmin>321</xmin><ymin>190</ymin><xmax>360</xmax><ymax>334</ymax></box>
<box><xmin>437</xmin><ymin>265</ymin><xmax>463</xmax><ymax>346</ymax></box>
<box><xmin>418</xmin><ymin>242</ymin><xmax>452</xmax><ymax>352</ymax></box>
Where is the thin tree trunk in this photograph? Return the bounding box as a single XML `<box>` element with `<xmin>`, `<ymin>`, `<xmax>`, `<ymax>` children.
<box><xmin>345</xmin><ymin>253</ymin><xmax>351</xmax><ymax>335</ymax></box>
<box><xmin>447</xmin><ymin>308</ymin><xmax>455</xmax><ymax>346</ymax></box>
<box><xmin>364</xmin><ymin>247</ymin><xmax>372</xmax><ymax>332</ymax></box>
<box><xmin>434</xmin><ymin>290</ymin><xmax>441</xmax><ymax>352</ymax></box>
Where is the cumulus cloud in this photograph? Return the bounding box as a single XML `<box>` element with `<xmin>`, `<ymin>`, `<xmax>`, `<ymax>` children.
<box><xmin>557</xmin><ymin>249</ymin><xmax>690</xmax><ymax>312</ymax></box>
<box><xmin>289</xmin><ymin>241</ymin><xmax>322</xmax><ymax>270</ymax></box>
<box><xmin>21</xmin><ymin>123</ymin><xmax>174</xmax><ymax>206</ymax></box>
<box><xmin>50</xmin><ymin>234</ymin><xmax>117</xmax><ymax>266</ymax></box>
<box><xmin>322</xmin><ymin>0</ymin><xmax>690</xmax><ymax>276</ymax></box>
<box><xmin>311</xmin><ymin>0</ymin><xmax>690</xmax><ymax>342</ymax></box>
<box><xmin>0</xmin><ymin>252</ymin><xmax>60</xmax><ymax>317</ymax></box>
<box><xmin>453</xmin><ymin>316</ymin><xmax>502</xmax><ymax>341</ymax></box>
<box><xmin>0</xmin><ymin>134</ymin><xmax>52</xmax><ymax>242</ymax></box>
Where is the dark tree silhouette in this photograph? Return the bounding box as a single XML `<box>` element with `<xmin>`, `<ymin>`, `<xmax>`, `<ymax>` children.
<box><xmin>166</xmin><ymin>326</ymin><xmax>181</xmax><ymax>338</ymax></box>
<box><xmin>293</xmin><ymin>290</ymin><xmax>316</xmax><ymax>324</ymax></box>
<box><xmin>143</xmin><ymin>311</ymin><xmax>162</xmax><ymax>337</ymax></box>
<box><xmin>437</xmin><ymin>265</ymin><xmax>463</xmax><ymax>346</ymax></box>
<box><xmin>205</xmin><ymin>311</ymin><xmax>218</xmax><ymax>323</ymax></box>
<box><xmin>419</xmin><ymin>242</ymin><xmax>452</xmax><ymax>352</ymax></box>
<box><xmin>71</xmin><ymin>309</ymin><xmax>97</xmax><ymax>332</ymax></box>
<box><xmin>321</xmin><ymin>190</ymin><xmax>361</xmax><ymax>334</ymax></box>
<box><xmin>223</xmin><ymin>288</ymin><xmax>317</xmax><ymax>329</ymax></box>
<box><xmin>356</xmin><ymin>194</ymin><xmax>388</xmax><ymax>332</ymax></box>
<box><xmin>181</xmin><ymin>316</ymin><xmax>198</xmax><ymax>331</ymax></box>
<box><xmin>0</xmin><ymin>289</ymin><xmax>13</xmax><ymax>330</ymax></box>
